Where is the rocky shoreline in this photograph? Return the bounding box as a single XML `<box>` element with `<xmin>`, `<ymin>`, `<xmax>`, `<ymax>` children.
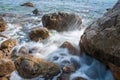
<box><xmin>0</xmin><ymin>0</ymin><xmax>119</xmax><ymax>80</ymax></box>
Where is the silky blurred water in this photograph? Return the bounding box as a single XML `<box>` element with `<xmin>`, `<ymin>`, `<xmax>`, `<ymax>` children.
<box><xmin>0</xmin><ymin>0</ymin><xmax>118</xmax><ymax>80</ymax></box>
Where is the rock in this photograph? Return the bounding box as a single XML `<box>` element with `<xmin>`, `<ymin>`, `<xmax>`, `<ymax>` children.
<box><xmin>80</xmin><ymin>0</ymin><xmax>120</xmax><ymax>80</ymax></box>
<box><xmin>62</xmin><ymin>65</ymin><xmax>75</xmax><ymax>73</ymax></box>
<box><xmin>0</xmin><ymin>77</ymin><xmax>8</xmax><ymax>80</ymax></box>
<box><xmin>42</xmin><ymin>12</ymin><xmax>82</xmax><ymax>31</ymax></box>
<box><xmin>60</xmin><ymin>41</ymin><xmax>80</xmax><ymax>56</ymax></box>
<box><xmin>20</xmin><ymin>2</ymin><xmax>34</xmax><ymax>7</ymax></box>
<box><xmin>57</xmin><ymin>73</ymin><xmax>70</xmax><ymax>80</ymax></box>
<box><xmin>11</xmin><ymin>46</ymin><xmax>29</xmax><ymax>61</ymax></box>
<box><xmin>32</xmin><ymin>9</ymin><xmax>40</xmax><ymax>15</ymax></box>
<box><xmin>1</xmin><ymin>39</ymin><xmax>17</xmax><ymax>49</ymax></box>
<box><xmin>108</xmin><ymin>63</ymin><xmax>120</xmax><ymax>80</ymax></box>
<box><xmin>0</xmin><ymin>17</ymin><xmax>7</xmax><ymax>32</ymax></box>
<box><xmin>72</xmin><ymin>77</ymin><xmax>87</xmax><ymax>80</ymax></box>
<box><xmin>29</xmin><ymin>27</ymin><xmax>49</xmax><ymax>42</ymax></box>
<box><xmin>14</xmin><ymin>55</ymin><xmax>60</xmax><ymax>79</ymax></box>
<box><xmin>0</xmin><ymin>59</ymin><xmax>15</xmax><ymax>76</ymax></box>
<box><xmin>0</xmin><ymin>39</ymin><xmax>17</xmax><ymax>56</ymax></box>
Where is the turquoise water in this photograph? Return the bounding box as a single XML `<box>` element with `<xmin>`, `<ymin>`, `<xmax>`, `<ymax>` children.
<box><xmin>0</xmin><ymin>0</ymin><xmax>117</xmax><ymax>24</ymax></box>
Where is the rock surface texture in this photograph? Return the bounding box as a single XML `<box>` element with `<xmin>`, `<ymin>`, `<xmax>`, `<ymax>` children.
<box><xmin>0</xmin><ymin>17</ymin><xmax>7</xmax><ymax>32</ymax></box>
<box><xmin>80</xmin><ymin>0</ymin><xmax>120</xmax><ymax>80</ymax></box>
<box><xmin>14</xmin><ymin>55</ymin><xmax>60</xmax><ymax>79</ymax></box>
<box><xmin>29</xmin><ymin>27</ymin><xmax>49</xmax><ymax>42</ymax></box>
<box><xmin>42</xmin><ymin>12</ymin><xmax>82</xmax><ymax>31</ymax></box>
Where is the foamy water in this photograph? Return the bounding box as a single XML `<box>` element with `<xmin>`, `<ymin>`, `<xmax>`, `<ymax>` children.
<box><xmin>0</xmin><ymin>0</ymin><xmax>117</xmax><ymax>80</ymax></box>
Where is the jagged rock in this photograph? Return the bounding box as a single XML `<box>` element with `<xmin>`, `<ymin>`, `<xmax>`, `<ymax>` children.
<box><xmin>0</xmin><ymin>39</ymin><xmax>17</xmax><ymax>56</ymax></box>
<box><xmin>0</xmin><ymin>59</ymin><xmax>15</xmax><ymax>76</ymax></box>
<box><xmin>0</xmin><ymin>17</ymin><xmax>7</xmax><ymax>32</ymax></box>
<box><xmin>60</xmin><ymin>41</ymin><xmax>80</xmax><ymax>56</ymax></box>
<box><xmin>42</xmin><ymin>12</ymin><xmax>82</xmax><ymax>31</ymax></box>
<box><xmin>80</xmin><ymin>0</ymin><xmax>120</xmax><ymax>80</ymax></box>
<box><xmin>14</xmin><ymin>55</ymin><xmax>60</xmax><ymax>79</ymax></box>
<box><xmin>29</xmin><ymin>27</ymin><xmax>49</xmax><ymax>42</ymax></box>
<box><xmin>20</xmin><ymin>2</ymin><xmax>34</xmax><ymax>7</ymax></box>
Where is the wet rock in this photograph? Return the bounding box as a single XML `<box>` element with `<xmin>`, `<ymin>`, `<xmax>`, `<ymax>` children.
<box><xmin>42</xmin><ymin>12</ymin><xmax>82</xmax><ymax>31</ymax></box>
<box><xmin>32</xmin><ymin>9</ymin><xmax>40</xmax><ymax>15</ymax></box>
<box><xmin>80</xmin><ymin>0</ymin><xmax>120</xmax><ymax>80</ymax></box>
<box><xmin>72</xmin><ymin>77</ymin><xmax>87</xmax><ymax>80</ymax></box>
<box><xmin>11</xmin><ymin>46</ymin><xmax>29</xmax><ymax>61</ymax></box>
<box><xmin>60</xmin><ymin>41</ymin><xmax>80</xmax><ymax>56</ymax></box>
<box><xmin>0</xmin><ymin>59</ymin><xmax>15</xmax><ymax>76</ymax></box>
<box><xmin>0</xmin><ymin>17</ymin><xmax>7</xmax><ymax>32</ymax></box>
<box><xmin>62</xmin><ymin>65</ymin><xmax>75</xmax><ymax>73</ymax></box>
<box><xmin>57</xmin><ymin>73</ymin><xmax>70</xmax><ymax>80</ymax></box>
<box><xmin>14</xmin><ymin>55</ymin><xmax>60</xmax><ymax>79</ymax></box>
<box><xmin>0</xmin><ymin>39</ymin><xmax>17</xmax><ymax>56</ymax></box>
<box><xmin>20</xmin><ymin>2</ymin><xmax>34</xmax><ymax>7</ymax></box>
<box><xmin>29</xmin><ymin>27</ymin><xmax>49</xmax><ymax>42</ymax></box>
<box><xmin>0</xmin><ymin>77</ymin><xmax>8</xmax><ymax>80</ymax></box>
<box><xmin>1</xmin><ymin>39</ymin><xmax>17</xmax><ymax>49</ymax></box>
<box><xmin>108</xmin><ymin>63</ymin><xmax>120</xmax><ymax>80</ymax></box>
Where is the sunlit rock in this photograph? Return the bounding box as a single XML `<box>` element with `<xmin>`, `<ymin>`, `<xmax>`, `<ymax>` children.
<box><xmin>80</xmin><ymin>0</ymin><xmax>120</xmax><ymax>79</ymax></box>
<box><xmin>0</xmin><ymin>59</ymin><xmax>15</xmax><ymax>76</ymax></box>
<box><xmin>0</xmin><ymin>17</ymin><xmax>7</xmax><ymax>32</ymax></box>
<box><xmin>0</xmin><ymin>39</ymin><xmax>17</xmax><ymax>56</ymax></box>
<box><xmin>42</xmin><ymin>12</ymin><xmax>82</xmax><ymax>31</ymax></box>
<box><xmin>0</xmin><ymin>77</ymin><xmax>8</xmax><ymax>80</ymax></box>
<box><xmin>29</xmin><ymin>27</ymin><xmax>49</xmax><ymax>42</ymax></box>
<box><xmin>14</xmin><ymin>55</ymin><xmax>60</xmax><ymax>79</ymax></box>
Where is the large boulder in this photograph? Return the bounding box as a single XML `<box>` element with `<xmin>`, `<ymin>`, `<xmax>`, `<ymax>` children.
<box><xmin>29</xmin><ymin>27</ymin><xmax>49</xmax><ymax>42</ymax></box>
<box><xmin>0</xmin><ymin>59</ymin><xmax>15</xmax><ymax>76</ymax></box>
<box><xmin>14</xmin><ymin>55</ymin><xmax>60</xmax><ymax>79</ymax></box>
<box><xmin>0</xmin><ymin>17</ymin><xmax>7</xmax><ymax>32</ymax></box>
<box><xmin>80</xmin><ymin>0</ymin><xmax>120</xmax><ymax>80</ymax></box>
<box><xmin>42</xmin><ymin>12</ymin><xmax>82</xmax><ymax>31</ymax></box>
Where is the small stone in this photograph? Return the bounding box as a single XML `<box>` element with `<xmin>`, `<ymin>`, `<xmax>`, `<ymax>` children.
<box><xmin>20</xmin><ymin>2</ymin><xmax>34</xmax><ymax>7</ymax></box>
<box><xmin>29</xmin><ymin>27</ymin><xmax>49</xmax><ymax>42</ymax></box>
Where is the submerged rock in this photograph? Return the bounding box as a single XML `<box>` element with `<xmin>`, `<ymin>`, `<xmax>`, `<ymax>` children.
<box><xmin>42</xmin><ymin>12</ymin><xmax>82</xmax><ymax>31</ymax></box>
<box><xmin>20</xmin><ymin>2</ymin><xmax>34</xmax><ymax>7</ymax></box>
<box><xmin>29</xmin><ymin>27</ymin><xmax>49</xmax><ymax>42</ymax></box>
<box><xmin>14</xmin><ymin>55</ymin><xmax>60</xmax><ymax>79</ymax></box>
<box><xmin>32</xmin><ymin>9</ymin><xmax>40</xmax><ymax>15</ymax></box>
<box><xmin>80</xmin><ymin>0</ymin><xmax>120</xmax><ymax>80</ymax></box>
<box><xmin>0</xmin><ymin>59</ymin><xmax>15</xmax><ymax>76</ymax></box>
<box><xmin>0</xmin><ymin>17</ymin><xmax>7</xmax><ymax>32</ymax></box>
<box><xmin>72</xmin><ymin>77</ymin><xmax>87</xmax><ymax>80</ymax></box>
<box><xmin>60</xmin><ymin>41</ymin><xmax>80</xmax><ymax>56</ymax></box>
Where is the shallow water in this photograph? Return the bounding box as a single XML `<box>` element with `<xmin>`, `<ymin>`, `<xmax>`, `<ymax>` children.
<box><xmin>0</xmin><ymin>0</ymin><xmax>117</xmax><ymax>80</ymax></box>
